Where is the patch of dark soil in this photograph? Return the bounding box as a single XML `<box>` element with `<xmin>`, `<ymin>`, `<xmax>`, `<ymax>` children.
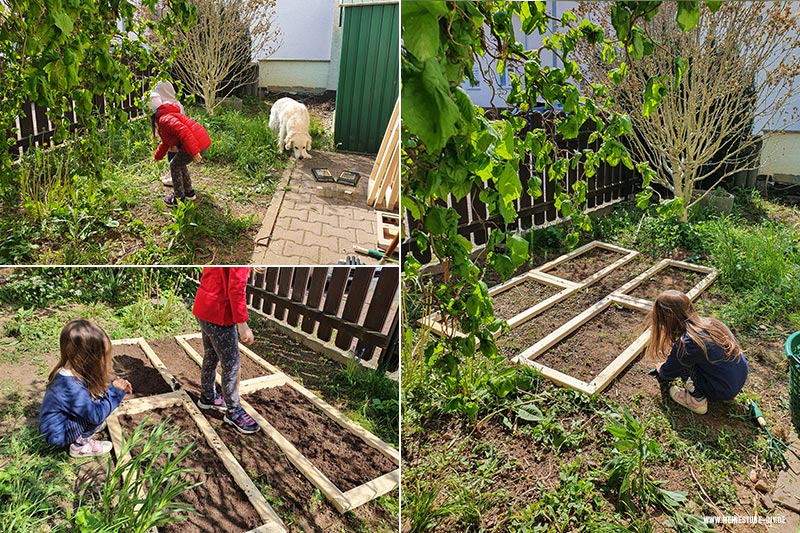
<box><xmin>534</xmin><ymin>305</ymin><xmax>647</xmax><ymax>382</ymax></box>
<box><xmin>491</xmin><ymin>279</ymin><xmax>563</xmax><ymax>321</ymax></box>
<box><xmin>112</xmin><ymin>343</ymin><xmax>171</xmax><ymax>399</ymax></box>
<box><xmin>247</xmin><ymin>385</ymin><xmax>398</xmax><ymax>492</ymax></box>
<box><xmin>544</xmin><ymin>247</ymin><xmax>625</xmax><ymax>282</ymax></box>
<box><xmin>627</xmin><ymin>265</ymin><xmax>703</xmax><ymax>300</ymax></box>
<box><xmin>496</xmin><ymin>256</ymin><xmax>654</xmax><ymax>359</ymax></box>
<box><xmin>119</xmin><ymin>405</ymin><xmax>264</xmax><ymax>533</ymax></box>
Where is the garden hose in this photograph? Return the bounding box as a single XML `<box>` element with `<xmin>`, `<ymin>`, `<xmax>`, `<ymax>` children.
<box><xmin>749</xmin><ymin>400</ymin><xmax>795</xmax><ymax>470</ymax></box>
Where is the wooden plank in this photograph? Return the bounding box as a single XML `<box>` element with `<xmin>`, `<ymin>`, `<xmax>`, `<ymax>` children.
<box><xmin>176</xmin><ymin>389</ymin><xmax>286</xmax><ymax>529</ymax></box>
<box><xmin>686</xmin><ymin>269</ymin><xmax>718</xmax><ymax>301</ymax></box>
<box><xmin>609</xmin><ymin>294</ymin><xmax>653</xmax><ymax>313</ymax></box>
<box><xmin>341</xmin><ymin>469</ymin><xmax>400</xmax><ymax>510</ymax></box>
<box><xmin>487</xmin><ymin>271</ymin><xmax>540</xmax><ymax>297</ymax></box>
<box><xmin>175</xmin><ymin>335</ymin><xmax>205</xmax><ymax>368</ymax></box>
<box><xmin>355</xmin><ymin>267</ymin><xmax>399</xmax><ymax>360</ymax></box>
<box><xmin>526</xmin><ymin>270</ymin><xmax>582</xmax><ymax>289</ymax></box>
<box><xmin>116</xmin><ymin>392</ymin><xmax>183</xmax><ymax>416</ymax></box>
<box><xmin>513</xmin><ymin>356</ymin><xmax>595</xmax><ymax>395</ymax></box>
<box><xmin>273</xmin><ymin>268</ymin><xmax>293</xmax><ymax>321</ymax></box>
<box><xmin>285</xmin><ymin>378</ymin><xmax>400</xmax><ymax>462</ymax></box>
<box><xmin>334</xmin><ymin>267</ymin><xmax>375</xmax><ymax>350</ymax></box>
<box><xmin>240</xmin><ymin>398</ymin><xmax>351</xmax><ymax>513</ymax></box>
<box><xmin>263</xmin><ymin>268</ymin><xmax>280</xmax><ymax>315</ymax></box>
<box><xmin>517</xmin><ymin>297</ymin><xmax>612</xmax><ymax>361</ymax></box>
<box><xmin>287</xmin><ymin>267</ymin><xmax>310</xmax><ymax>327</ymax></box>
<box><xmin>112</xmin><ymin>338</ymin><xmax>142</xmax><ymax>346</ymax></box>
<box><xmin>250</xmin><ymin>268</ymin><xmax>266</xmax><ymax>311</ymax></box>
<box><xmin>589</xmin><ymin>329</ymin><xmax>652</xmax><ymax>393</ymax></box>
<box><xmin>301</xmin><ymin>267</ymin><xmax>329</xmax><ymax>334</ymax></box>
<box><xmin>593</xmin><ymin>241</ymin><xmax>638</xmax><ymax>255</ymax></box>
<box><xmin>137</xmin><ymin>338</ymin><xmax>179</xmax><ymax>391</ymax></box>
<box><xmin>239</xmin><ymin>374</ymin><xmax>289</xmax><ymax>395</ymax></box>
<box><xmin>663</xmin><ymin>258</ymin><xmax>715</xmax><ymax>273</ymax></box>
<box><xmin>384</xmin><ymin>152</ymin><xmax>401</xmax><ymax>211</ymax></box>
<box><xmin>107</xmin><ymin>413</ymin><xmax>126</xmax><ymax>461</ymax></box>
<box><xmin>317</xmin><ymin>268</ymin><xmax>350</xmax><ymax>342</ymax></box>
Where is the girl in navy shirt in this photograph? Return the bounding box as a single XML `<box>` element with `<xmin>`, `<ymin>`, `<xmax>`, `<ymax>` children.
<box><xmin>650</xmin><ymin>290</ymin><xmax>748</xmax><ymax>414</ymax></box>
<box><xmin>39</xmin><ymin>320</ymin><xmax>131</xmax><ymax>457</ymax></box>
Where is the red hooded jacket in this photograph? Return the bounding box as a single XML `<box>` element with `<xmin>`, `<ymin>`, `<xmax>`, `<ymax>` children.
<box><xmin>192</xmin><ymin>267</ymin><xmax>250</xmax><ymax>326</ymax></box>
<box><xmin>154</xmin><ymin>103</ymin><xmax>212</xmax><ymax>160</ymax></box>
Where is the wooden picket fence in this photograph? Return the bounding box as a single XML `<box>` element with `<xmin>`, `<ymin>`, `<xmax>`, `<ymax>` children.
<box><xmin>189</xmin><ymin>267</ymin><xmax>399</xmax><ymax>372</ymax></box>
<box><xmin>404</xmin><ymin>111</ymin><xmax>642</xmax><ymax>263</ymax></box>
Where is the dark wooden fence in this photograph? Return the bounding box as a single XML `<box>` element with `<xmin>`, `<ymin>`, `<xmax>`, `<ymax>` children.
<box><xmin>245</xmin><ymin>266</ymin><xmax>400</xmax><ymax>372</ymax></box>
<box><xmin>404</xmin><ymin>111</ymin><xmax>642</xmax><ymax>263</ymax></box>
<box><xmin>10</xmin><ymin>91</ymin><xmax>143</xmax><ymax>158</ymax></box>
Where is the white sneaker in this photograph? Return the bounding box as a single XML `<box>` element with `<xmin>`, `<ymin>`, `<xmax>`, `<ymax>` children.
<box><xmin>161</xmin><ymin>173</ymin><xmax>173</xmax><ymax>187</ymax></box>
<box><xmin>70</xmin><ymin>438</ymin><xmax>113</xmax><ymax>458</ymax></box>
<box><xmin>669</xmin><ymin>386</ymin><xmax>708</xmax><ymax>415</ymax></box>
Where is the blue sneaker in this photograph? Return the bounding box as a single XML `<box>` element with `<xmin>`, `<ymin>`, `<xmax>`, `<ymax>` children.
<box><xmin>197</xmin><ymin>393</ymin><xmax>227</xmax><ymax>413</ymax></box>
<box><xmin>224</xmin><ymin>408</ymin><xmax>260</xmax><ymax>434</ymax></box>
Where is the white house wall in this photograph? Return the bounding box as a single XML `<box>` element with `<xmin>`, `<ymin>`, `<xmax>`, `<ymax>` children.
<box><xmin>258</xmin><ymin>0</ymin><xmax>341</xmax><ymax>93</ymax></box>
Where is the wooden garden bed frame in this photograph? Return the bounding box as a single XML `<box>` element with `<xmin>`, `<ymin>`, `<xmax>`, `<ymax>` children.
<box><xmin>513</xmin><ymin>258</ymin><xmax>717</xmax><ymax>394</ymax></box>
<box><xmin>419</xmin><ymin>241</ymin><xmax>639</xmax><ymax>338</ymax></box>
<box><xmin>175</xmin><ymin>333</ymin><xmax>401</xmax><ymax>514</ymax></box>
<box><xmin>106</xmin><ymin>338</ymin><xmax>287</xmax><ymax>533</ymax></box>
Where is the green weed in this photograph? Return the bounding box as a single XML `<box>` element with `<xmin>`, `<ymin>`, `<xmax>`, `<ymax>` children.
<box><xmin>601</xmin><ymin>410</ymin><xmax>687</xmax><ymax>514</ymax></box>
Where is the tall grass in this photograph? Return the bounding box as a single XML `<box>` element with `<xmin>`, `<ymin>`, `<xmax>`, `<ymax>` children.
<box><xmin>0</xmin><ymin>424</ymin><xmax>73</xmax><ymax>532</ymax></box>
<box><xmin>696</xmin><ymin>216</ymin><xmax>800</xmax><ymax>327</ymax></box>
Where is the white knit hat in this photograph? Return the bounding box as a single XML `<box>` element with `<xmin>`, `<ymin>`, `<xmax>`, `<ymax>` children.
<box><xmin>147</xmin><ymin>81</ymin><xmax>184</xmax><ymax>114</ymax></box>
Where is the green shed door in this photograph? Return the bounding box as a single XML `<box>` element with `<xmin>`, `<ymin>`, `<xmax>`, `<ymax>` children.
<box><xmin>334</xmin><ymin>3</ymin><xmax>399</xmax><ymax>154</ymax></box>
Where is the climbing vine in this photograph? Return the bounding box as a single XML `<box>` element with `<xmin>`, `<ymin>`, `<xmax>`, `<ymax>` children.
<box><xmin>402</xmin><ymin>1</ymin><xmax>719</xmax><ymax>368</ymax></box>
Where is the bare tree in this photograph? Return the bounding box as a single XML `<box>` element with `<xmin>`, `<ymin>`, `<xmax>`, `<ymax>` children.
<box><xmin>574</xmin><ymin>1</ymin><xmax>800</xmax><ymax>221</ymax></box>
<box><xmin>169</xmin><ymin>0</ymin><xmax>282</xmax><ymax>114</ymax></box>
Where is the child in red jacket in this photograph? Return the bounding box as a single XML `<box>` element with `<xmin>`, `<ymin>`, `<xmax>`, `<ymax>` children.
<box><xmin>150</xmin><ymin>100</ymin><xmax>212</xmax><ymax>206</ymax></box>
<box><xmin>192</xmin><ymin>267</ymin><xmax>260</xmax><ymax>434</ymax></box>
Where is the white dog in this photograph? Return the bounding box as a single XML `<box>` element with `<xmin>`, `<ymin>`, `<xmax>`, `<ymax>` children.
<box><xmin>269</xmin><ymin>97</ymin><xmax>312</xmax><ymax>160</ymax></box>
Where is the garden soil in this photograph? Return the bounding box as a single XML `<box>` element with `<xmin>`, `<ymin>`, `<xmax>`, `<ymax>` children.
<box><xmin>544</xmin><ymin>246</ymin><xmax>625</xmax><ymax>282</ymax></box>
<box><xmin>118</xmin><ymin>405</ymin><xmax>264</xmax><ymax>533</ymax></box>
<box><xmin>247</xmin><ymin>385</ymin><xmax>398</xmax><ymax>492</ymax></box>
<box><xmin>492</xmin><ymin>279</ymin><xmax>563</xmax><ymax>321</ymax></box>
<box><xmin>534</xmin><ymin>305</ymin><xmax>647</xmax><ymax>382</ymax></box>
<box><xmin>627</xmin><ymin>265</ymin><xmax>702</xmax><ymax>300</ymax></box>
<box><xmin>112</xmin><ymin>342</ymin><xmax>172</xmax><ymax>399</ymax></box>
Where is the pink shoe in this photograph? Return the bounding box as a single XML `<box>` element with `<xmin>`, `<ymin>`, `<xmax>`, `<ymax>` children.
<box><xmin>669</xmin><ymin>386</ymin><xmax>708</xmax><ymax>414</ymax></box>
<box><xmin>70</xmin><ymin>438</ymin><xmax>113</xmax><ymax>458</ymax></box>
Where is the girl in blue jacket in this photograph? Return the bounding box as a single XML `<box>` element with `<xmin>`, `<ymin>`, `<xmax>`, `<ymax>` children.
<box><xmin>39</xmin><ymin>320</ymin><xmax>131</xmax><ymax>457</ymax></box>
<box><xmin>650</xmin><ymin>290</ymin><xmax>748</xmax><ymax>414</ymax></box>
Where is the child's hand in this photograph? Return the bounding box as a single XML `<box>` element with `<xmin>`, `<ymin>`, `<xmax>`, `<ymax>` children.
<box><xmin>237</xmin><ymin>323</ymin><xmax>254</xmax><ymax>345</ymax></box>
<box><xmin>193</xmin><ymin>153</ymin><xmax>202</xmax><ymax>164</ymax></box>
<box><xmin>113</xmin><ymin>377</ymin><xmax>133</xmax><ymax>394</ymax></box>
<box><xmin>655</xmin><ymin>362</ymin><xmax>663</xmax><ymax>374</ymax></box>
